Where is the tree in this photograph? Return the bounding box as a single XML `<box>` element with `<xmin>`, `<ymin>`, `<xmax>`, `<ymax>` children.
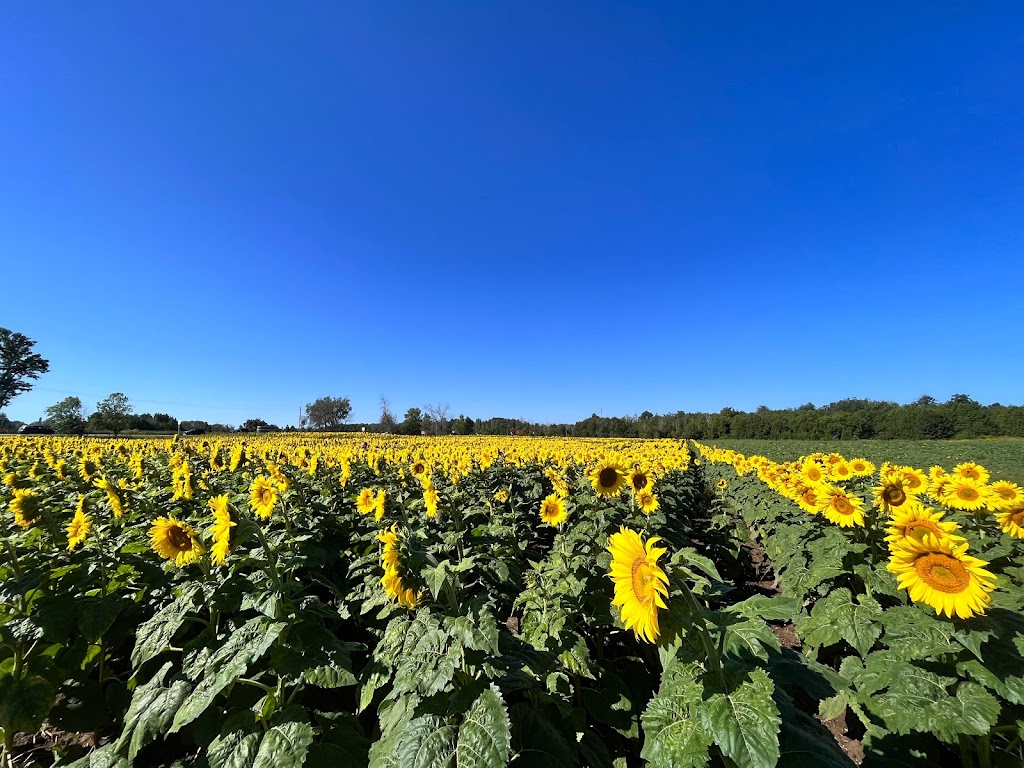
<box><xmin>95</xmin><ymin>393</ymin><xmax>133</xmax><ymax>437</ymax></box>
<box><xmin>305</xmin><ymin>396</ymin><xmax>352</xmax><ymax>431</ymax></box>
<box><xmin>424</xmin><ymin>402</ymin><xmax>451</xmax><ymax>435</ymax></box>
<box><xmin>241</xmin><ymin>418</ymin><xmax>272</xmax><ymax>432</ymax></box>
<box><xmin>400</xmin><ymin>407</ymin><xmax>423</xmax><ymax>436</ymax></box>
<box><xmin>0</xmin><ymin>328</ymin><xmax>50</xmax><ymax>410</ymax></box>
<box><xmin>45</xmin><ymin>396</ymin><xmax>87</xmax><ymax>435</ymax></box>
<box><xmin>379</xmin><ymin>395</ymin><xmax>397</xmax><ymax>432</ymax></box>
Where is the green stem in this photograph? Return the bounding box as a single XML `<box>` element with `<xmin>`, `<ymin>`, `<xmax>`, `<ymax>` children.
<box><xmin>976</xmin><ymin>734</ymin><xmax>991</xmax><ymax>768</ymax></box>
<box><xmin>959</xmin><ymin>735</ymin><xmax>977</xmax><ymax>768</ymax></box>
<box><xmin>677</xmin><ymin>579</ymin><xmax>725</xmax><ymax>689</ymax></box>
<box><xmin>236</xmin><ymin>677</ymin><xmax>275</xmax><ymax>693</ymax></box>
<box><xmin>253</xmin><ymin>523</ymin><xmax>283</xmax><ymax>592</ymax></box>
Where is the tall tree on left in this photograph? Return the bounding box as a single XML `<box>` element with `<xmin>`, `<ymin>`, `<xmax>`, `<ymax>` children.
<box><xmin>0</xmin><ymin>328</ymin><xmax>50</xmax><ymax>410</ymax></box>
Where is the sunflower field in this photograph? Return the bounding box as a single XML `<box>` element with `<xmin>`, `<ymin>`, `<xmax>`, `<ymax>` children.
<box><xmin>0</xmin><ymin>435</ymin><xmax>1022</xmax><ymax>768</ymax></box>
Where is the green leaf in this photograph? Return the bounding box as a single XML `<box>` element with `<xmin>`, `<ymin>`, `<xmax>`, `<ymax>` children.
<box><xmin>78</xmin><ymin>596</ymin><xmax>128</xmax><ymax>643</ymax></box>
<box><xmin>170</xmin><ymin>618</ymin><xmax>285</xmax><ymax>733</ymax></box>
<box><xmin>726</xmin><ymin>595</ymin><xmax>800</xmax><ymax>622</ymax></box>
<box><xmin>697</xmin><ymin>669</ymin><xmax>781</xmax><ymax>768</ymax></box>
<box><xmin>443</xmin><ymin>605</ymin><xmax>500</xmax><ymax>655</ymax></box>
<box><xmin>307</xmin><ymin>714</ymin><xmax>371</xmax><ymax>768</ymax></box>
<box><xmin>867</xmin><ymin>677</ymin><xmax>1001</xmax><ymax>743</ymax></box>
<box><xmin>456</xmin><ymin>685</ymin><xmax>511</xmax><ymax>768</ymax></box>
<box><xmin>425</xmin><ymin>560</ymin><xmax>451</xmax><ymax>602</ymax></box>
<box><xmin>209</xmin><ymin>711</ymin><xmax>314</xmax><ymax>768</ymax></box>
<box><xmin>0</xmin><ymin>672</ymin><xmax>56</xmax><ymax>734</ymax></box>
<box><xmin>394</xmin><ymin>626</ymin><xmax>460</xmax><ymax>697</ymax></box>
<box><xmin>115</xmin><ymin>661</ymin><xmax>193</xmax><ymax>760</ymax></box>
<box><xmin>795</xmin><ymin>588</ymin><xmax>882</xmax><ymax>656</ymax></box>
<box><xmin>510</xmin><ymin>703</ymin><xmax>576</xmax><ymax>768</ymax></box>
<box><xmin>131</xmin><ymin>591</ymin><xmax>198</xmax><ymax>668</ymax></box>
<box><xmin>256</xmin><ymin>722</ymin><xmax>315</xmax><ymax>768</ymax></box>
<box><xmin>641</xmin><ymin>674</ymin><xmax>713</xmax><ymax>768</ymax></box>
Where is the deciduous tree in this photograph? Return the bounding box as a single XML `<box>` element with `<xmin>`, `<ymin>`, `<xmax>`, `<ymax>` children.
<box><xmin>0</xmin><ymin>328</ymin><xmax>50</xmax><ymax>410</ymax></box>
<box><xmin>305</xmin><ymin>396</ymin><xmax>352</xmax><ymax>431</ymax></box>
<box><xmin>95</xmin><ymin>393</ymin><xmax>133</xmax><ymax>437</ymax></box>
<box><xmin>45</xmin><ymin>396</ymin><xmax>87</xmax><ymax>435</ymax></box>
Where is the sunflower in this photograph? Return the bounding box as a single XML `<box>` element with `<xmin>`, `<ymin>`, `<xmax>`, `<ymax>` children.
<box><xmin>249</xmin><ymin>476</ymin><xmax>279</xmax><ymax>519</ymax></box>
<box><xmin>887</xmin><ymin>535</ymin><xmax>996</xmax><ymax>619</ymax></box>
<box><xmin>872</xmin><ymin>476</ymin><xmax>915</xmax><ymax>514</ymax></box>
<box><xmin>590</xmin><ymin>459</ymin><xmax>627</xmax><ymax>498</ymax></box>
<box><xmin>995</xmin><ymin>506</ymin><xmax>1024</xmax><ymax>540</ymax></box>
<box><xmin>94</xmin><ymin>477</ymin><xmax>125</xmax><ymax>518</ymax></box>
<box><xmin>356</xmin><ymin>488</ymin><xmax>376</xmax><ymax>515</ymax></box>
<box><xmin>150</xmin><ymin>516</ymin><xmax>204</xmax><ymax>567</ymax></box>
<box><xmin>635</xmin><ymin>490</ymin><xmax>660</xmax><ymax>515</ymax></box>
<box><xmin>410</xmin><ymin>460</ymin><xmax>428</xmax><ymax>479</ymax></box>
<box><xmin>493</xmin><ymin>489</ymin><xmax>510</xmax><ymax>504</ymax></box>
<box><xmin>940</xmin><ymin>477</ymin><xmax>990</xmax><ymax>511</ymax></box>
<box><xmin>716</xmin><ymin>479</ymin><xmax>728</xmax><ymax>490</ymax></box>
<box><xmin>885</xmin><ymin>505</ymin><xmax>965</xmax><ymax>549</ymax></box>
<box><xmin>378</xmin><ymin>526</ymin><xmax>419</xmax><ymax>609</ymax></box>
<box><xmin>899</xmin><ymin>467</ymin><xmax>930</xmax><ymax>496</ymax></box>
<box><xmin>373</xmin><ymin>490</ymin><xmax>387</xmax><ymax>521</ymax></box>
<box><xmin>208</xmin><ymin>494</ymin><xmax>236</xmax><ymax>566</ymax></box>
<box><xmin>544</xmin><ymin>468</ymin><xmax>569</xmax><ymax>498</ymax></box>
<box><xmin>953</xmin><ymin>462</ymin><xmax>990</xmax><ymax>484</ymax></box>
<box><xmin>815</xmin><ymin>483</ymin><xmax>865</xmax><ymax>527</ymax></box>
<box><xmin>796</xmin><ymin>486</ymin><xmax>821</xmax><ymax>514</ymax></box>
<box><xmin>628</xmin><ymin>468</ymin><xmax>653</xmax><ymax>494</ymax></box>
<box><xmin>799</xmin><ymin>458</ymin><xmax>825</xmax><ymax>485</ymax></box>
<box><xmin>78</xmin><ymin>456</ymin><xmax>100</xmax><ymax>484</ymax></box>
<box><xmin>607</xmin><ymin>527</ymin><xmax>669</xmax><ymax>643</ymax></box>
<box><xmin>849</xmin><ymin>458</ymin><xmax>875</xmax><ymax>477</ymax></box>
<box><xmin>539</xmin><ymin>494</ymin><xmax>568</xmax><ymax>527</ymax></box>
<box><xmin>424</xmin><ymin>486</ymin><xmax>439</xmax><ymax>519</ymax></box>
<box><xmin>989</xmin><ymin>481</ymin><xmax>1023</xmax><ymax>511</ymax></box>
<box><xmin>66</xmin><ymin>495</ymin><xmax>92</xmax><ymax>551</ymax></box>
<box><xmin>9</xmin><ymin>488</ymin><xmax>40</xmax><ymax>529</ymax></box>
<box><xmin>828</xmin><ymin>462</ymin><xmax>853</xmax><ymax>481</ymax></box>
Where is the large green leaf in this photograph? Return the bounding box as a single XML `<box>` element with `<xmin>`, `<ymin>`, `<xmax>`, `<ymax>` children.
<box><xmin>795</xmin><ymin>588</ymin><xmax>882</xmax><ymax>656</ymax></box>
<box><xmin>394</xmin><ymin>625</ymin><xmax>460</xmax><ymax>697</ymax></box>
<box><xmin>443</xmin><ymin>604</ymin><xmax>500</xmax><ymax>655</ymax></box>
<box><xmin>131</xmin><ymin>590</ymin><xmax>199</xmax><ymax>668</ymax></box>
<box><xmin>726</xmin><ymin>595</ymin><xmax>800</xmax><ymax>622</ymax></box>
<box><xmin>115</xmin><ymin>661</ymin><xmax>193</xmax><ymax>761</ymax></box>
<box><xmin>170</xmin><ymin>618</ymin><xmax>285</xmax><ymax>733</ymax></box>
<box><xmin>640</xmin><ymin>672</ymin><xmax>713</xmax><ymax>768</ymax></box>
<box><xmin>868</xmin><ymin>677</ymin><xmax>1001</xmax><ymax>743</ymax></box>
<box><xmin>456</xmin><ymin>685</ymin><xmax>511</xmax><ymax>768</ymax></box>
<box><xmin>697</xmin><ymin>669</ymin><xmax>781</xmax><ymax>768</ymax></box>
<box><xmin>0</xmin><ymin>672</ymin><xmax>56</xmax><ymax>734</ymax></box>
<box><xmin>209</xmin><ymin>711</ymin><xmax>314</xmax><ymax>768</ymax></box>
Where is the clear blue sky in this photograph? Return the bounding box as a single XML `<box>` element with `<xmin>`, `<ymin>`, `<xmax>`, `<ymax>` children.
<box><xmin>2</xmin><ymin>3</ymin><xmax>1023</xmax><ymax>426</ymax></box>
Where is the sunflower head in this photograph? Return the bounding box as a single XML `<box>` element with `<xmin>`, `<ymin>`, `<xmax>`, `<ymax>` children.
<box><xmin>539</xmin><ymin>494</ymin><xmax>568</xmax><ymax>527</ymax></box>
<box><xmin>873</xmin><ymin>476</ymin><xmax>913</xmax><ymax>513</ymax></box>
<box><xmin>887</xmin><ymin>534</ymin><xmax>996</xmax><ymax>619</ymax></box>
<box><xmin>815</xmin><ymin>483</ymin><xmax>865</xmax><ymax>527</ymax></box>
<box><xmin>249</xmin><ymin>476</ymin><xmax>279</xmax><ymax>519</ymax></box>
<box><xmin>590</xmin><ymin>460</ymin><xmax>627</xmax><ymax>498</ymax></box>
<box><xmin>208</xmin><ymin>494</ymin><xmax>236</xmax><ymax>566</ymax></box>
<box><xmin>953</xmin><ymin>462</ymin><xmax>990</xmax><ymax>484</ymax></box>
<box><xmin>716</xmin><ymin>479</ymin><xmax>728</xmax><ymax>490</ymax></box>
<box><xmin>629</xmin><ymin>468</ymin><xmax>653</xmax><ymax>494</ymax></box>
<box><xmin>66</xmin><ymin>495</ymin><xmax>92</xmax><ymax>551</ymax></box>
<box><xmin>607</xmin><ymin>527</ymin><xmax>669</xmax><ymax>643</ymax></box>
<box><xmin>150</xmin><ymin>516</ymin><xmax>204</xmax><ymax>567</ymax></box>
<box><xmin>885</xmin><ymin>504</ymin><xmax>964</xmax><ymax>549</ymax></box>
<box><xmin>9</xmin><ymin>488</ymin><xmax>40</xmax><ymax>528</ymax></box>
<box><xmin>941</xmin><ymin>478</ymin><xmax>990</xmax><ymax>511</ymax></box>
<box><xmin>356</xmin><ymin>488</ymin><xmax>376</xmax><ymax>515</ymax></box>
<box><xmin>378</xmin><ymin>525</ymin><xmax>420</xmax><ymax>609</ymax></box>
<box><xmin>995</xmin><ymin>505</ymin><xmax>1024</xmax><ymax>540</ymax></box>
<box><xmin>635</xmin><ymin>490</ymin><xmax>660</xmax><ymax>515</ymax></box>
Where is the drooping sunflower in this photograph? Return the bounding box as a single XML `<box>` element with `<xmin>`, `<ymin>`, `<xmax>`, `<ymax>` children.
<box><xmin>885</xmin><ymin>505</ymin><xmax>965</xmax><ymax>549</ymax></box>
<box><xmin>66</xmin><ymin>495</ymin><xmax>92</xmax><ymax>551</ymax></box>
<box><xmin>940</xmin><ymin>477</ymin><xmax>990</xmax><ymax>511</ymax></box>
<box><xmin>373</xmin><ymin>490</ymin><xmax>387</xmax><ymax>521</ymax></box>
<box><xmin>378</xmin><ymin>525</ymin><xmax>419</xmax><ymax>609</ymax></box>
<box><xmin>628</xmin><ymin>468</ymin><xmax>654</xmax><ymax>495</ymax></box>
<box><xmin>995</xmin><ymin>505</ymin><xmax>1024</xmax><ymax>540</ymax></box>
<box><xmin>887</xmin><ymin>535</ymin><xmax>996</xmax><ymax>619</ymax></box>
<box><xmin>814</xmin><ymin>483</ymin><xmax>865</xmax><ymax>527</ymax></box>
<box><xmin>249</xmin><ymin>476</ymin><xmax>279</xmax><ymax>519</ymax></box>
<box><xmin>94</xmin><ymin>477</ymin><xmax>125</xmax><ymax>518</ymax></box>
<box><xmin>635</xmin><ymin>490</ymin><xmax>660</xmax><ymax>515</ymax></box>
<box><xmin>424</xmin><ymin>486</ymin><xmax>439</xmax><ymax>519</ymax></box>
<box><xmin>544</xmin><ymin>468</ymin><xmax>569</xmax><ymax>498</ymax></box>
<box><xmin>9</xmin><ymin>488</ymin><xmax>40</xmax><ymax>529</ymax></box>
<box><xmin>207</xmin><ymin>494</ymin><xmax>236</xmax><ymax>567</ymax></box>
<box><xmin>607</xmin><ymin>527</ymin><xmax>669</xmax><ymax>643</ymax></box>
<box><xmin>953</xmin><ymin>462</ymin><xmax>990</xmax><ymax>484</ymax></box>
<box><xmin>539</xmin><ymin>494</ymin><xmax>568</xmax><ymax>527</ymax></box>
<box><xmin>356</xmin><ymin>488</ymin><xmax>377</xmax><ymax>515</ymax></box>
<box><xmin>150</xmin><ymin>516</ymin><xmax>204</xmax><ymax>567</ymax></box>
<box><xmin>590</xmin><ymin>459</ymin><xmax>627</xmax><ymax>498</ymax></box>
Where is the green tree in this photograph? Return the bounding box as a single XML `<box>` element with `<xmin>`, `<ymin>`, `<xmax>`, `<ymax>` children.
<box><xmin>400</xmin><ymin>407</ymin><xmax>423</xmax><ymax>435</ymax></box>
<box><xmin>305</xmin><ymin>396</ymin><xmax>352</xmax><ymax>431</ymax></box>
<box><xmin>45</xmin><ymin>396</ymin><xmax>87</xmax><ymax>435</ymax></box>
<box><xmin>95</xmin><ymin>393</ymin><xmax>133</xmax><ymax>437</ymax></box>
<box><xmin>0</xmin><ymin>328</ymin><xmax>50</xmax><ymax>410</ymax></box>
<box><xmin>379</xmin><ymin>395</ymin><xmax>397</xmax><ymax>432</ymax></box>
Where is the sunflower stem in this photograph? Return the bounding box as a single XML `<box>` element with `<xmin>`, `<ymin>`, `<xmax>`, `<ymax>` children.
<box><xmin>252</xmin><ymin>524</ymin><xmax>283</xmax><ymax>593</ymax></box>
<box><xmin>677</xmin><ymin>578</ymin><xmax>725</xmax><ymax>688</ymax></box>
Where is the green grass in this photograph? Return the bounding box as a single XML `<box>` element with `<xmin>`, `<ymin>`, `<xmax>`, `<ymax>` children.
<box><xmin>705</xmin><ymin>437</ymin><xmax>1024</xmax><ymax>485</ymax></box>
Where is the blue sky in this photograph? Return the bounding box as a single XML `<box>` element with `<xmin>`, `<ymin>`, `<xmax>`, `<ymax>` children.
<box><xmin>2</xmin><ymin>2</ymin><xmax>1023</xmax><ymax>426</ymax></box>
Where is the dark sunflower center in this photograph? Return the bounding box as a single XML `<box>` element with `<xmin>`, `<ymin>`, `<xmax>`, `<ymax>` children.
<box><xmin>168</xmin><ymin>526</ymin><xmax>192</xmax><ymax>551</ymax></box>
<box><xmin>915</xmin><ymin>553</ymin><xmax>969</xmax><ymax>593</ymax></box>
<box><xmin>884</xmin><ymin>487</ymin><xmax>906</xmax><ymax>506</ymax></box>
<box><xmin>599</xmin><ymin>468</ymin><xmax>619</xmax><ymax>488</ymax></box>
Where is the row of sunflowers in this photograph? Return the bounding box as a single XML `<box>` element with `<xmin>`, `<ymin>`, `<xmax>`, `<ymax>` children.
<box><xmin>2</xmin><ymin>433</ymin><xmax>1022</xmax><ymax>767</ymax></box>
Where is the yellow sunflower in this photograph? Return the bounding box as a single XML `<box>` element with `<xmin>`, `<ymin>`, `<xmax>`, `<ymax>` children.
<box><xmin>827</xmin><ymin>462</ymin><xmax>853</xmax><ymax>482</ymax></box>
<box><xmin>373</xmin><ymin>490</ymin><xmax>387</xmax><ymax>521</ymax></box>
<box><xmin>628</xmin><ymin>468</ymin><xmax>654</xmax><ymax>494</ymax></box>
<box><xmin>249</xmin><ymin>476</ymin><xmax>279</xmax><ymax>519</ymax></box>
<box><xmin>989</xmin><ymin>481</ymin><xmax>1023</xmax><ymax>511</ymax></box>
<box><xmin>94</xmin><ymin>477</ymin><xmax>125</xmax><ymax>518</ymax></box>
<box><xmin>9</xmin><ymin>488</ymin><xmax>40</xmax><ymax>529</ymax></box>
<box><xmin>898</xmin><ymin>467</ymin><xmax>930</xmax><ymax>496</ymax></box>
<box><xmin>607</xmin><ymin>527</ymin><xmax>669</xmax><ymax>643</ymax></box>
<box><xmin>814</xmin><ymin>483</ymin><xmax>865</xmax><ymax>527</ymax></box>
<box><xmin>356</xmin><ymin>488</ymin><xmax>376</xmax><ymax>515</ymax></box>
<box><xmin>539</xmin><ymin>494</ymin><xmax>568</xmax><ymax>527</ymax></box>
<box><xmin>544</xmin><ymin>468</ymin><xmax>569</xmax><ymax>498</ymax></box>
<box><xmin>940</xmin><ymin>477</ymin><xmax>990</xmax><ymax>511</ymax></box>
<box><xmin>799</xmin><ymin>458</ymin><xmax>826</xmax><ymax>485</ymax></box>
<box><xmin>207</xmin><ymin>494</ymin><xmax>236</xmax><ymax>566</ymax></box>
<box><xmin>78</xmin><ymin>456</ymin><xmax>100</xmax><ymax>483</ymax></box>
<box><xmin>716</xmin><ymin>479</ymin><xmax>728</xmax><ymax>490</ymax></box>
<box><xmin>953</xmin><ymin>462</ymin><xmax>990</xmax><ymax>484</ymax></box>
<box><xmin>424</xmin><ymin>486</ymin><xmax>439</xmax><ymax>519</ymax></box>
<box><xmin>887</xmin><ymin>535</ymin><xmax>996</xmax><ymax>619</ymax></box>
<box><xmin>66</xmin><ymin>495</ymin><xmax>92</xmax><ymax>551</ymax></box>
<box><xmin>150</xmin><ymin>516</ymin><xmax>204</xmax><ymax>567</ymax></box>
<box><xmin>378</xmin><ymin>526</ymin><xmax>419</xmax><ymax>609</ymax></box>
<box><xmin>590</xmin><ymin>459</ymin><xmax>627</xmax><ymax>498</ymax></box>
<box><xmin>796</xmin><ymin>486</ymin><xmax>821</xmax><ymax>514</ymax></box>
<box><xmin>995</xmin><ymin>506</ymin><xmax>1024</xmax><ymax>540</ymax></box>
<box><xmin>493</xmin><ymin>489</ymin><xmax>510</xmax><ymax>504</ymax></box>
<box><xmin>849</xmin><ymin>458</ymin><xmax>875</xmax><ymax>477</ymax></box>
<box><xmin>872</xmin><ymin>476</ymin><xmax>915</xmax><ymax>514</ymax></box>
<box><xmin>885</xmin><ymin>505</ymin><xmax>965</xmax><ymax>549</ymax></box>
<box><xmin>635</xmin><ymin>490</ymin><xmax>660</xmax><ymax>515</ymax></box>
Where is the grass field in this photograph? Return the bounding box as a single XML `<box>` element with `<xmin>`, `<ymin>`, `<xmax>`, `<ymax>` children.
<box><xmin>706</xmin><ymin>437</ymin><xmax>1024</xmax><ymax>485</ymax></box>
